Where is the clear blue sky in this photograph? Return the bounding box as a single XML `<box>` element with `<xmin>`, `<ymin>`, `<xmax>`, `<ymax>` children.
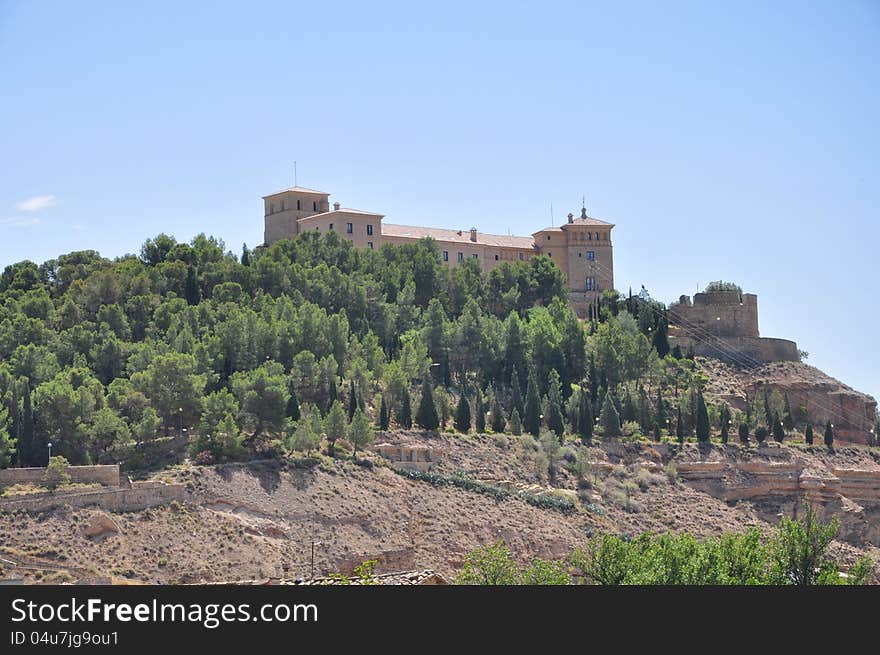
<box><xmin>1</xmin><ymin>1</ymin><xmax>878</xmax><ymax>401</ymax></box>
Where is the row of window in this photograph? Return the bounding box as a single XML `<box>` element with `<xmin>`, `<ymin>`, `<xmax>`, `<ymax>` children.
<box><xmin>441</xmin><ymin>250</ymin><xmax>527</xmax><ymax>263</ymax></box>
<box><xmin>269</xmin><ymin>199</ymin><xmax>320</xmax><ymax>214</ymax></box>
<box><xmin>545</xmin><ymin>232</ymin><xmax>608</xmax><ymax>241</ymax></box>
<box><xmin>323</xmin><ymin>223</ymin><xmax>373</xmax><ymax>235</ymax></box>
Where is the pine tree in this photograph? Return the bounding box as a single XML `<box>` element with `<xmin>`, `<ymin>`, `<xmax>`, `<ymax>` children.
<box><xmin>652</xmin><ymin>312</ymin><xmax>670</xmax><ymax>357</ymax></box>
<box><xmin>398</xmin><ymin>388</ymin><xmax>412</xmax><ymax>429</ymax></box>
<box><xmin>695</xmin><ymin>390</ymin><xmax>710</xmax><ymax>443</ymax></box>
<box><xmin>348</xmin><ymin>380</ymin><xmax>358</xmax><ymax>421</ymax></box>
<box><xmin>241</xmin><ymin>243</ymin><xmax>251</xmax><ymax>267</ymax></box>
<box><xmin>378</xmin><ymin>396</ymin><xmax>390</xmax><ymax>430</ymax></box>
<box><xmin>509</xmin><ymin>408</ymin><xmax>522</xmax><ymax>436</ymax></box>
<box><xmin>415</xmin><ymin>378</ymin><xmax>439</xmax><ymax>430</ymax></box>
<box><xmin>804</xmin><ymin>423</ymin><xmax>814</xmax><ymax>445</ymax></box>
<box><xmin>474</xmin><ymin>387</ymin><xmax>486</xmax><ymax>433</ymax></box>
<box><xmin>454</xmin><ymin>394</ymin><xmax>471</xmax><ymax>433</ymax></box>
<box><xmin>324</xmin><ymin>400</ymin><xmax>347</xmax><ymax>457</ymax></box>
<box><xmin>824</xmin><ymin>421</ymin><xmax>834</xmax><ymax>449</ymax></box>
<box><xmin>523</xmin><ymin>368</ymin><xmax>541</xmax><ymax>438</ymax></box>
<box><xmin>600</xmin><ymin>392</ymin><xmax>621</xmax><ymax>439</ymax></box>
<box><xmin>510</xmin><ymin>368</ymin><xmax>524</xmax><ymax>417</ymax></box>
<box><xmin>490</xmin><ymin>397</ymin><xmax>505</xmax><ymax>433</ymax></box>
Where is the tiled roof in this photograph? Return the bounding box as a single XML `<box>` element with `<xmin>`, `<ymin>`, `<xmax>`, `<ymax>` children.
<box><xmin>381</xmin><ymin>223</ymin><xmax>536</xmax><ymax>250</ymax></box>
<box><xmin>263</xmin><ymin>186</ymin><xmax>330</xmax><ymax>198</ymax></box>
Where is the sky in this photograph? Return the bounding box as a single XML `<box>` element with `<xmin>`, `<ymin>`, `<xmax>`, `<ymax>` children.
<box><xmin>1</xmin><ymin>1</ymin><xmax>878</xmax><ymax>401</ymax></box>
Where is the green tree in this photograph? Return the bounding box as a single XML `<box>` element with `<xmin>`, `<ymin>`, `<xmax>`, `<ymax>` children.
<box><xmin>324</xmin><ymin>400</ymin><xmax>347</xmax><ymax>457</ymax></box>
<box><xmin>285</xmin><ymin>388</ymin><xmax>301</xmax><ymax>422</ymax></box>
<box><xmin>489</xmin><ymin>396</ymin><xmax>505</xmax><ymax>433</ymax></box>
<box><xmin>19</xmin><ymin>381</ymin><xmax>34</xmax><ymax>467</ymax></box>
<box><xmin>397</xmin><ymin>388</ymin><xmax>412</xmax><ymax>429</ymax></box>
<box><xmin>474</xmin><ymin>387</ymin><xmax>485</xmax><ymax>433</ymax></box>
<box><xmin>546</xmin><ymin>370</ymin><xmax>565</xmax><ymax>442</ymax></box>
<box><xmin>348</xmin><ymin>408</ymin><xmax>374</xmax><ymax>455</ymax></box>
<box><xmin>805</xmin><ymin>423</ymin><xmax>813</xmax><ymax>445</ymax></box>
<box><xmin>772</xmin><ymin>414</ymin><xmax>785</xmax><ymax>443</ymax></box>
<box><xmin>769</xmin><ymin>502</ymin><xmax>844</xmax><ymax>585</ymax></box>
<box><xmin>45</xmin><ymin>455</ymin><xmax>71</xmax><ymax>490</ymax></box>
<box><xmin>133</xmin><ymin>352</ymin><xmax>205</xmax><ymax>433</ymax></box>
<box><xmin>454</xmin><ymin>542</ymin><xmax>521</xmax><ymax>585</ymax></box>
<box><xmin>523</xmin><ymin>368</ymin><xmax>541</xmax><ymax>437</ymax></box>
<box><xmin>675</xmin><ymin>406</ymin><xmax>684</xmax><ymax>444</ymax></box>
<box><xmin>695</xmin><ymin>390</ymin><xmax>710</xmax><ymax>443</ymax></box>
<box><xmin>415</xmin><ymin>378</ymin><xmax>439</xmax><ymax>430</ymax></box>
<box><xmin>719</xmin><ymin>404</ymin><xmax>730</xmax><ymax>444</ymax></box>
<box><xmin>652</xmin><ymin>312</ymin><xmax>670</xmax><ymax>357</ymax></box>
<box><xmin>539</xmin><ymin>430</ymin><xmax>562</xmax><ymax>483</ymax></box>
<box><xmin>347</xmin><ymin>380</ymin><xmax>358</xmax><ymax>421</ymax></box>
<box><xmin>577</xmin><ymin>388</ymin><xmax>593</xmax><ymax>444</ymax></box>
<box><xmin>509</xmin><ymin>367</ymin><xmax>524</xmax><ymax>417</ymax></box>
<box><xmin>738</xmin><ymin>422</ymin><xmax>749</xmax><ymax>444</ymax></box>
<box><xmin>0</xmin><ymin>407</ymin><xmax>14</xmax><ymax>468</ymax></box>
<box><xmin>378</xmin><ymin>395</ymin><xmax>390</xmax><ymax>430</ymax></box>
<box><xmin>288</xmin><ymin>407</ymin><xmax>321</xmax><ymax>456</ymax></box>
<box><xmin>508</xmin><ymin>408</ymin><xmax>522</xmax><ymax>436</ymax></box>
<box><xmin>454</xmin><ymin>394</ymin><xmax>471</xmax><ymax>433</ymax></box>
<box><xmin>824</xmin><ymin>421</ymin><xmax>834</xmax><ymax>449</ymax></box>
<box><xmin>600</xmin><ymin>391</ymin><xmax>621</xmax><ymax>439</ymax></box>
<box><xmin>231</xmin><ymin>363</ymin><xmax>289</xmax><ymax>440</ymax></box>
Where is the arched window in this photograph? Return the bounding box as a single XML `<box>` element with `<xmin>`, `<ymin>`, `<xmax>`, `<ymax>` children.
<box><xmin>297</xmin><ymin>199</ymin><xmax>301</xmax><ymax>210</ymax></box>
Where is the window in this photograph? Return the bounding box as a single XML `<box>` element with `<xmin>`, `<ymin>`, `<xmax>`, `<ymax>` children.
<box><xmin>595</xmin><ymin>232</ymin><xmax>599</xmax><ymax>240</ymax></box>
<box><xmin>346</xmin><ymin>223</ymin><xmax>353</xmax><ymax>234</ymax></box>
<box><xmin>442</xmin><ymin>251</ymin><xmax>449</xmax><ymax>261</ymax></box>
<box><xmin>281</xmin><ymin>201</ymin><xmax>285</xmax><ymax>211</ymax></box>
<box><xmin>367</xmin><ymin>224</ymin><xmax>373</xmax><ymax>236</ymax></box>
<box><xmin>457</xmin><ymin>252</ymin><xmax>463</xmax><ymax>262</ymax></box>
<box><xmin>548</xmin><ymin>252</ymin><xmax>552</xmax><ymax>257</ymax></box>
<box><xmin>547</xmin><ymin>235</ymin><xmax>551</xmax><ymax>240</ymax></box>
<box><xmin>297</xmin><ymin>199</ymin><xmax>301</xmax><ymax>210</ymax></box>
<box><xmin>329</xmin><ymin>223</ymin><xmax>334</xmax><ymax>230</ymax></box>
<box><xmin>578</xmin><ymin>252</ymin><xmax>582</xmax><ymax>258</ymax></box>
<box><xmin>313</xmin><ymin>201</ymin><xmax>318</xmax><ymax>211</ymax></box>
<box><xmin>586</xmin><ymin>276</ymin><xmax>595</xmax><ymax>291</ymax></box>
<box><xmin>270</xmin><ymin>203</ymin><xmax>275</xmax><ymax>214</ymax></box>
<box><xmin>518</xmin><ymin>253</ymin><xmax>524</xmax><ymax>261</ymax></box>
<box><xmin>471</xmin><ymin>253</ymin><xmax>478</xmax><ymax>259</ymax></box>
<box><xmin>494</xmin><ymin>254</ymin><xmax>499</xmax><ymax>260</ymax></box>
<box><xmin>588</xmin><ymin>232</ymin><xmax>592</xmax><ymax>240</ymax></box>
<box><xmin>368</xmin><ymin>242</ymin><xmax>374</xmax><ymax>249</ymax></box>
<box><xmin>587</xmin><ymin>251</ymin><xmax>595</xmax><ymax>261</ymax></box>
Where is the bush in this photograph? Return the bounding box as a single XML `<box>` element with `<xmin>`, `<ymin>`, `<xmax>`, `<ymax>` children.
<box><xmin>44</xmin><ymin>456</ymin><xmax>71</xmax><ymax>490</ymax></box>
<box><xmin>754</xmin><ymin>426</ymin><xmax>768</xmax><ymax>444</ymax></box>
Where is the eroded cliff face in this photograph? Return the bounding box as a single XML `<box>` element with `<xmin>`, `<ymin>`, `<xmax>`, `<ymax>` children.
<box><xmin>699</xmin><ymin>359</ymin><xmax>877</xmax><ymax>444</ymax></box>
<box><xmin>670</xmin><ymin>445</ymin><xmax>880</xmax><ymax>546</ymax></box>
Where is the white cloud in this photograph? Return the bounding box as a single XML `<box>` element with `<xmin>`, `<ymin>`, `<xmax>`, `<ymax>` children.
<box><xmin>16</xmin><ymin>194</ymin><xmax>56</xmax><ymax>212</ymax></box>
<box><xmin>0</xmin><ymin>216</ymin><xmax>41</xmax><ymax>227</ymax></box>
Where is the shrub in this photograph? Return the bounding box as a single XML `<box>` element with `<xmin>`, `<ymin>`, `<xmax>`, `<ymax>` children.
<box><xmin>44</xmin><ymin>455</ymin><xmax>71</xmax><ymax>490</ymax></box>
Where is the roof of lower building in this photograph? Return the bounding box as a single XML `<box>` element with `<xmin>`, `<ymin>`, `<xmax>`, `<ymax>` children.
<box><xmin>297</xmin><ymin>208</ymin><xmax>385</xmax><ymax>220</ymax></box>
<box><xmin>263</xmin><ymin>186</ymin><xmax>330</xmax><ymax>198</ymax></box>
<box><xmin>381</xmin><ymin>223</ymin><xmax>536</xmax><ymax>250</ymax></box>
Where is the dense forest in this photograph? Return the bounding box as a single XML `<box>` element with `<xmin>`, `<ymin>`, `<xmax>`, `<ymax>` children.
<box><xmin>0</xmin><ymin>230</ymin><xmax>791</xmax><ymax>470</ymax></box>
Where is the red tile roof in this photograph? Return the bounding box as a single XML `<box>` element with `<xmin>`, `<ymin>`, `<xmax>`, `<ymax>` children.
<box><xmin>381</xmin><ymin>223</ymin><xmax>536</xmax><ymax>250</ymax></box>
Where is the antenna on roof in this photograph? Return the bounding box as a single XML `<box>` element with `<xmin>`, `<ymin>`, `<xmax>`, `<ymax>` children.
<box><xmin>294</xmin><ymin>161</ymin><xmax>298</xmax><ymax>187</ymax></box>
<box><xmin>550</xmin><ymin>203</ymin><xmax>554</xmax><ymax>226</ymax></box>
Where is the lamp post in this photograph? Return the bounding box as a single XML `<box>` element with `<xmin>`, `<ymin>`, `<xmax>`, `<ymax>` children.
<box><xmin>47</xmin><ymin>442</ymin><xmax>52</xmax><ymax>464</ymax></box>
<box><xmin>178</xmin><ymin>407</ymin><xmax>183</xmax><ymax>436</ymax></box>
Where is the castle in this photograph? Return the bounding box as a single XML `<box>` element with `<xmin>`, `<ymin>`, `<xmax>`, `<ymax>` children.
<box><xmin>262</xmin><ymin>185</ymin><xmax>614</xmax><ymax>318</ymax></box>
<box><xmin>667</xmin><ymin>289</ymin><xmax>800</xmax><ymax>364</ymax></box>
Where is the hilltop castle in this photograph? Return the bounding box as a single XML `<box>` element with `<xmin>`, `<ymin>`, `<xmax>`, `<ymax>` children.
<box><xmin>262</xmin><ymin>185</ymin><xmax>614</xmax><ymax>318</ymax></box>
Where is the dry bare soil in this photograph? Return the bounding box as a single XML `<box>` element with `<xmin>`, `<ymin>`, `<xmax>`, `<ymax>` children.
<box><xmin>1</xmin><ymin>430</ymin><xmax>879</xmax><ymax>583</ymax></box>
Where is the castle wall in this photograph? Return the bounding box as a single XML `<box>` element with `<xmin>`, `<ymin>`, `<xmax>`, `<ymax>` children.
<box><xmin>0</xmin><ymin>465</ymin><xmax>120</xmax><ymax>488</ymax></box>
<box><xmin>0</xmin><ymin>482</ymin><xmax>187</xmax><ymax>514</ymax></box>
<box><xmin>668</xmin><ymin>335</ymin><xmax>799</xmax><ymax>365</ymax></box>
<box><xmin>669</xmin><ymin>292</ymin><xmax>759</xmax><ymax>338</ymax></box>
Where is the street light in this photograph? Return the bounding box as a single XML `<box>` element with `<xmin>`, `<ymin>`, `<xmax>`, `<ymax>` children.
<box><xmin>47</xmin><ymin>442</ymin><xmax>52</xmax><ymax>463</ymax></box>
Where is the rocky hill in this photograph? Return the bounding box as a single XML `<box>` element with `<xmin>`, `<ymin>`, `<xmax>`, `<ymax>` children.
<box><xmin>1</xmin><ymin>430</ymin><xmax>878</xmax><ymax>584</ymax></box>
<box><xmin>697</xmin><ymin>357</ymin><xmax>877</xmax><ymax>444</ymax></box>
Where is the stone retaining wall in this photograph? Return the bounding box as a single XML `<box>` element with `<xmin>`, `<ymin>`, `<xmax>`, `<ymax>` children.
<box><xmin>0</xmin><ymin>465</ymin><xmax>120</xmax><ymax>488</ymax></box>
<box><xmin>0</xmin><ymin>482</ymin><xmax>186</xmax><ymax>514</ymax></box>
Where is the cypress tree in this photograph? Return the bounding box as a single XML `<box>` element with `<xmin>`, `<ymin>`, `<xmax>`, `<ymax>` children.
<box><xmin>622</xmin><ymin>389</ymin><xmax>638</xmax><ymax>423</ymax></box>
<box><xmin>241</xmin><ymin>243</ymin><xmax>251</xmax><ymax>267</ymax></box>
<box><xmin>454</xmin><ymin>394</ymin><xmax>471</xmax><ymax>433</ymax></box>
<box><xmin>577</xmin><ymin>391</ymin><xmax>593</xmax><ymax>444</ymax></box>
<box><xmin>600</xmin><ymin>392</ymin><xmax>621</xmax><ymax>439</ymax></box>
<box><xmin>21</xmin><ymin>381</ymin><xmax>34</xmax><ymax>467</ymax></box>
<box><xmin>523</xmin><ymin>369</ymin><xmax>541</xmax><ymax>438</ymax></box>
<box><xmin>184</xmin><ymin>265</ymin><xmax>200</xmax><ymax>305</ymax></box>
<box><xmin>783</xmin><ymin>394</ymin><xmax>794</xmax><ymax>430</ymax></box>
<box><xmin>510</xmin><ymin>368</ymin><xmax>524</xmax><ymax>417</ymax></box>
<box><xmin>509</xmin><ymin>408</ymin><xmax>522</xmax><ymax>436</ymax></box>
<box><xmin>805</xmin><ymin>423</ymin><xmax>814</xmax><ymax>445</ymax></box>
<box><xmin>824</xmin><ymin>421</ymin><xmax>834</xmax><ymax>449</ymax></box>
<box><xmin>474</xmin><ymin>387</ymin><xmax>486</xmax><ymax>433</ymax></box>
<box><xmin>588</xmin><ymin>354</ymin><xmax>599</xmax><ymax>405</ymax></box>
<box><xmin>11</xmin><ymin>384</ymin><xmax>22</xmax><ymax>466</ymax></box>
<box><xmin>719</xmin><ymin>404</ymin><xmax>730</xmax><ymax>444</ymax></box>
<box><xmin>655</xmin><ymin>387</ymin><xmax>665</xmax><ymax>430</ymax></box>
<box><xmin>348</xmin><ymin>380</ymin><xmax>358</xmax><ymax>421</ymax></box>
<box><xmin>286</xmin><ymin>388</ymin><xmax>301</xmax><ymax>422</ymax></box>
<box><xmin>415</xmin><ymin>378</ymin><xmax>439</xmax><ymax>430</ymax></box>
<box><xmin>652</xmin><ymin>313</ymin><xmax>670</xmax><ymax>357</ymax></box>
<box><xmin>327</xmin><ymin>376</ymin><xmax>338</xmax><ymax>413</ymax></box>
<box><xmin>378</xmin><ymin>396</ymin><xmax>390</xmax><ymax>430</ymax></box>
<box><xmin>696</xmin><ymin>390</ymin><xmax>710</xmax><ymax>443</ymax></box>
<box><xmin>489</xmin><ymin>397</ymin><xmax>505</xmax><ymax>433</ymax></box>
<box><xmin>397</xmin><ymin>388</ymin><xmax>412</xmax><ymax>429</ymax></box>
<box><xmin>772</xmin><ymin>414</ymin><xmax>785</xmax><ymax>443</ymax></box>
<box><xmin>738</xmin><ymin>422</ymin><xmax>749</xmax><ymax>444</ymax></box>
<box><xmin>671</xmin><ymin>345</ymin><xmax>683</xmax><ymax>359</ymax></box>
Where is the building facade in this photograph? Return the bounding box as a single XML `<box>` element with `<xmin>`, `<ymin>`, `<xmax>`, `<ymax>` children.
<box><xmin>263</xmin><ymin>186</ymin><xmax>614</xmax><ymax>317</ymax></box>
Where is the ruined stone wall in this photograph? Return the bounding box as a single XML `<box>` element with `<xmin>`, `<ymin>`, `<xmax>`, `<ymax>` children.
<box><xmin>0</xmin><ymin>465</ymin><xmax>120</xmax><ymax>488</ymax></box>
<box><xmin>0</xmin><ymin>482</ymin><xmax>187</xmax><ymax>514</ymax></box>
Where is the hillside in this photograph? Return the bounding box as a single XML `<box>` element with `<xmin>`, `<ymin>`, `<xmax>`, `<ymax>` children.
<box><xmin>2</xmin><ymin>432</ymin><xmax>878</xmax><ymax>584</ymax></box>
